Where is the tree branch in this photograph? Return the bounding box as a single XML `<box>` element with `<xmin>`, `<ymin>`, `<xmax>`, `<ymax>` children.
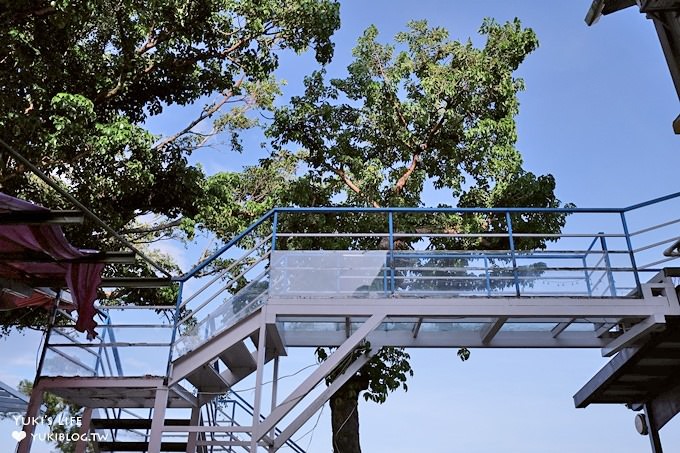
<box><xmin>330</xmin><ymin>166</ymin><xmax>381</xmax><ymax>208</ymax></box>
<box><xmin>154</xmin><ymin>77</ymin><xmax>245</xmax><ymax>151</ymax></box>
<box><xmin>121</xmin><ymin>218</ymin><xmax>182</xmax><ymax>235</ymax></box>
<box><xmin>371</xmin><ymin>51</ymin><xmax>416</xmax><ymax>150</ymax></box>
<box><xmin>393</xmin><ymin>152</ymin><xmax>420</xmax><ymax>193</ymax></box>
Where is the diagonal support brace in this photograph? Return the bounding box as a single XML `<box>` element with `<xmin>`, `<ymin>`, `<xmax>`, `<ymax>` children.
<box><xmin>254</xmin><ymin>313</ymin><xmax>385</xmax><ymax>442</ymax></box>
<box><xmin>273</xmin><ymin>345</ymin><xmax>381</xmax><ymax>449</ymax></box>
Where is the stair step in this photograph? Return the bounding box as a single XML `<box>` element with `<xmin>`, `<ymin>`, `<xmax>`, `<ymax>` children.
<box><xmin>219</xmin><ymin>341</ymin><xmax>256</xmax><ymax>376</ymax></box>
<box><xmin>218</xmin><ymin>325</ymin><xmax>287</xmax><ymax>387</ymax></box>
<box><xmin>91</xmin><ymin>418</ymin><xmax>190</xmax><ymax>430</ymax></box>
<box><xmin>97</xmin><ymin>441</ymin><xmax>186</xmax><ymax>452</ymax></box>
<box><xmin>186</xmin><ymin>363</ymin><xmax>230</xmax><ymax>393</ymax></box>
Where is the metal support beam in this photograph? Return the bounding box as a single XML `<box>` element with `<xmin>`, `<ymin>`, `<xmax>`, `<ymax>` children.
<box><xmin>269</xmin><ymin>356</ymin><xmax>280</xmax><ymax>453</ymax></box>
<box><xmin>185</xmin><ymin>404</ymin><xmax>201</xmax><ymax>453</ymax></box>
<box><xmin>644</xmin><ymin>403</ymin><xmax>664</xmax><ymax>453</ymax></box>
<box><xmin>0</xmin><ymin>210</ymin><xmax>84</xmax><ymax>225</ymax></box>
<box><xmin>148</xmin><ymin>386</ymin><xmax>169</xmax><ymax>453</ymax></box>
<box><xmin>0</xmin><ymin>250</ymin><xmax>135</xmax><ymax>264</ymax></box>
<box><xmin>250</xmin><ymin>315</ymin><xmax>268</xmax><ymax>452</ymax></box>
<box><xmin>273</xmin><ymin>347</ymin><xmax>378</xmax><ymax>450</ymax></box>
<box><xmin>268</xmin><ymin>294</ymin><xmax>680</xmax><ymax>319</ymax></box>
<box><xmin>255</xmin><ymin>313</ymin><xmax>386</xmax><ymax>442</ymax></box>
<box><xmin>17</xmin><ymin>380</ymin><xmax>44</xmax><ymax>453</ymax></box>
<box><xmin>602</xmin><ymin>314</ymin><xmax>667</xmax><ymax>357</ymax></box>
<box><xmin>552</xmin><ymin>319</ymin><xmax>574</xmax><ymax>338</ymax></box>
<box><xmin>481</xmin><ymin>317</ymin><xmax>507</xmax><ymax>344</ymax></box>
<box><xmin>74</xmin><ymin>407</ymin><xmax>92</xmax><ymax>453</ymax></box>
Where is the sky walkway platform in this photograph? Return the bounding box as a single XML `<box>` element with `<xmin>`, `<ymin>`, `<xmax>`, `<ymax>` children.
<box><xmin>16</xmin><ymin>193</ymin><xmax>680</xmax><ymax>452</ymax></box>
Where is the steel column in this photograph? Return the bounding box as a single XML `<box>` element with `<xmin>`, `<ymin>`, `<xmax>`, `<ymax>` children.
<box><xmin>269</xmin><ymin>355</ymin><xmax>280</xmax><ymax>453</ymax></box>
<box><xmin>186</xmin><ymin>404</ymin><xmax>201</xmax><ymax>453</ymax></box>
<box><xmin>148</xmin><ymin>386</ymin><xmax>169</xmax><ymax>453</ymax></box>
<box><xmin>74</xmin><ymin>407</ymin><xmax>93</xmax><ymax>453</ymax></box>
<box><xmin>644</xmin><ymin>403</ymin><xmax>664</xmax><ymax>453</ymax></box>
<box><xmin>505</xmin><ymin>212</ymin><xmax>521</xmax><ymax>296</ymax></box>
<box><xmin>250</xmin><ymin>314</ymin><xmax>268</xmax><ymax>451</ymax></box>
<box><xmin>621</xmin><ymin>212</ymin><xmax>642</xmax><ymax>294</ymax></box>
<box><xmin>17</xmin><ymin>381</ymin><xmax>44</xmax><ymax>453</ymax></box>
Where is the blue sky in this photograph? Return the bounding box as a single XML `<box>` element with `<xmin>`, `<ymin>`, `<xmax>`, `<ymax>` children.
<box><xmin>3</xmin><ymin>1</ymin><xmax>680</xmax><ymax>451</ymax></box>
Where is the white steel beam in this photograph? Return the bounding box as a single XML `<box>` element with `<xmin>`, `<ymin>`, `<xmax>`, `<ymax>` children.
<box><xmin>601</xmin><ymin>314</ymin><xmax>668</xmax><ymax>357</ymax></box>
<box><xmin>250</xmin><ymin>313</ymin><xmax>268</xmax><ymax>452</ymax></box>
<box><xmin>269</xmin><ymin>355</ymin><xmax>280</xmax><ymax>453</ymax></box>
<box><xmin>551</xmin><ymin>319</ymin><xmax>573</xmax><ymax>338</ymax></box>
<box><xmin>481</xmin><ymin>317</ymin><xmax>507</xmax><ymax>344</ymax></box>
<box><xmin>170</xmin><ymin>310</ymin><xmax>262</xmax><ymax>385</ymax></box>
<box><xmin>273</xmin><ymin>346</ymin><xmax>379</xmax><ymax>450</ymax></box>
<box><xmin>282</xmin><ymin>329</ymin><xmax>610</xmax><ymax>349</ymax></box>
<box><xmin>268</xmin><ymin>293</ymin><xmax>680</xmax><ymax>318</ymax></box>
<box><xmin>148</xmin><ymin>386</ymin><xmax>169</xmax><ymax>453</ymax></box>
<box><xmin>254</xmin><ymin>312</ymin><xmax>386</xmax><ymax>442</ymax></box>
<box><xmin>38</xmin><ymin>376</ymin><xmax>165</xmax><ymax>389</ymax></box>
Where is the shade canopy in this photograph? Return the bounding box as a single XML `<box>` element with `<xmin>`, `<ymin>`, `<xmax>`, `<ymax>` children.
<box><xmin>0</xmin><ymin>193</ymin><xmax>104</xmax><ymax>338</ymax></box>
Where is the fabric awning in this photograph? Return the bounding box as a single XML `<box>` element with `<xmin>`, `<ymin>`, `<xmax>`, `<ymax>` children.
<box><xmin>0</xmin><ymin>193</ymin><xmax>104</xmax><ymax>338</ymax></box>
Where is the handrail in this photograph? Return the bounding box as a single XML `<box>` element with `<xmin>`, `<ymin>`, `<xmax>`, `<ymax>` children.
<box><xmin>179</xmin><ymin>209</ymin><xmax>275</xmax><ymax>281</ymax></box>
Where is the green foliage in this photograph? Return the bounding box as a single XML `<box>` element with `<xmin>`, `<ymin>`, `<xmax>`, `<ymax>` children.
<box><xmin>264</xmin><ymin>19</ymin><xmax>572</xmax><ymax>451</ymax></box>
<box><xmin>316</xmin><ymin>343</ymin><xmax>414</xmax><ymax>403</ymax></box>
<box><xmin>1</xmin><ymin>0</ymin><xmax>339</xmax><ymax>238</ymax></box>
<box><xmin>269</xmin><ymin>19</ymin><xmax>555</xmax><ymax>212</ymax></box>
<box><xmin>0</xmin><ymin>0</ymin><xmax>340</xmax><ymax>335</ymax></box>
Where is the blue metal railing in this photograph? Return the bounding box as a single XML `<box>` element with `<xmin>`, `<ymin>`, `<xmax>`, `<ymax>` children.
<box><xmin>169</xmin><ymin>190</ymin><xmax>680</xmax><ymax>358</ymax></box>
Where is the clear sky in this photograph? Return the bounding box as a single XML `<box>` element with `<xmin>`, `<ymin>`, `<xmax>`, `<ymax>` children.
<box><xmin>3</xmin><ymin>1</ymin><xmax>680</xmax><ymax>452</ymax></box>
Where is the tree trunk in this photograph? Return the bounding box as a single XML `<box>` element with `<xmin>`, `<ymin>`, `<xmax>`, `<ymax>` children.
<box><xmin>330</xmin><ymin>374</ymin><xmax>367</xmax><ymax>453</ymax></box>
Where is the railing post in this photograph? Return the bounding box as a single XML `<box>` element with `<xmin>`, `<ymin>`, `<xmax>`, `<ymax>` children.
<box><xmin>505</xmin><ymin>212</ymin><xmax>521</xmax><ymax>297</ymax></box>
<box><xmin>36</xmin><ymin>291</ymin><xmax>61</xmax><ymax>378</ymax></box>
<box><xmin>104</xmin><ymin>314</ymin><xmax>123</xmax><ymax>376</ymax></box>
<box><xmin>484</xmin><ymin>256</ymin><xmax>492</xmax><ymax>296</ymax></box>
<box><xmin>271</xmin><ymin>211</ymin><xmax>279</xmax><ymax>251</ymax></box>
<box><xmin>621</xmin><ymin>212</ymin><xmax>642</xmax><ymax>295</ymax></box>
<box><xmin>94</xmin><ymin>313</ymin><xmax>107</xmax><ymax>376</ymax></box>
<box><xmin>583</xmin><ymin>237</ymin><xmax>598</xmax><ymax>297</ymax></box>
<box><xmin>388</xmin><ymin>211</ymin><xmax>395</xmax><ymax>294</ymax></box>
<box><xmin>582</xmin><ymin>256</ymin><xmax>593</xmax><ymax>297</ymax></box>
<box><xmin>599</xmin><ymin>233</ymin><xmax>617</xmax><ymax>297</ymax></box>
<box><xmin>166</xmin><ymin>281</ymin><xmax>184</xmax><ymax>377</ymax></box>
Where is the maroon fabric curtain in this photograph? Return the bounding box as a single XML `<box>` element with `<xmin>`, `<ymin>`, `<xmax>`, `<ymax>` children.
<box><xmin>0</xmin><ymin>193</ymin><xmax>105</xmax><ymax>338</ymax></box>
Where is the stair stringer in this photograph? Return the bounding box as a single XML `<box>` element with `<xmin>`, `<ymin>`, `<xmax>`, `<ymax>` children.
<box><xmin>169</xmin><ymin>307</ymin><xmax>265</xmax><ymax>387</ymax></box>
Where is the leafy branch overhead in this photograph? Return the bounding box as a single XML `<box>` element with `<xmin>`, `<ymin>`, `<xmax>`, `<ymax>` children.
<box><xmin>270</xmin><ymin>19</ymin><xmax>562</xmax><ymax>212</ymax></box>
<box><xmin>263</xmin><ymin>19</ymin><xmax>572</xmax><ymax>453</ymax></box>
<box><xmin>0</xmin><ymin>0</ymin><xmax>340</xmax><ymax>332</ymax></box>
<box><xmin>1</xmin><ymin>0</ymin><xmax>340</xmax><ymax>244</ymax></box>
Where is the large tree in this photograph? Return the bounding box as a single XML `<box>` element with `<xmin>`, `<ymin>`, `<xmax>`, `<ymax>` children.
<box><xmin>0</xmin><ymin>0</ymin><xmax>340</xmax><ymax>332</ymax></box>
<box><xmin>258</xmin><ymin>18</ymin><xmax>570</xmax><ymax>452</ymax></box>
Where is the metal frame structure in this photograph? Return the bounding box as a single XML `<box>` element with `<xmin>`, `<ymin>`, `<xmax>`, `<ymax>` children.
<box><xmin>586</xmin><ymin>0</ymin><xmax>680</xmax><ymax>133</ymax></box>
<box><xmin>17</xmin><ymin>192</ymin><xmax>680</xmax><ymax>452</ymax></box>
<box><xmin>0</xmin><ymin>380</ymin><xmax>30</xmax><ymax>415</ymax></box>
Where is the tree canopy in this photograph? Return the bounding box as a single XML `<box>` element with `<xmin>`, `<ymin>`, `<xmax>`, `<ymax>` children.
<box><xmin>257</xmin><ymin>19</ymin><xmax>569</xmax><ymax>453</ymax></box>
<box><xmin>0</xmin><ymin>0</ymin><xmax>340</xmax><ymax>332</ymax></box>
<box><xmin>1</xmin><ymin>0</ymin><xmax>339</xmax><ymax>237</ymax></box>
<box><xmin>2</xmin><ymin>4</ymin><xmax>574</xmax><ymax>451</ymax></box>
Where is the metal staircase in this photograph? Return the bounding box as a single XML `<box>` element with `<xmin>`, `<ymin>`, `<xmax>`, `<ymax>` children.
<box><xmin>17</xmin><ymin>192</ymin><xmax>680</xmax><ymax>452</ymax></box>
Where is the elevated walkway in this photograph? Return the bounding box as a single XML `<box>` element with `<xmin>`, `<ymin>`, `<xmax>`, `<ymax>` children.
<box><xmin>17</xmin><ymin>193</ymin><xmax>680</xmax><ymax>452</ymax></box>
